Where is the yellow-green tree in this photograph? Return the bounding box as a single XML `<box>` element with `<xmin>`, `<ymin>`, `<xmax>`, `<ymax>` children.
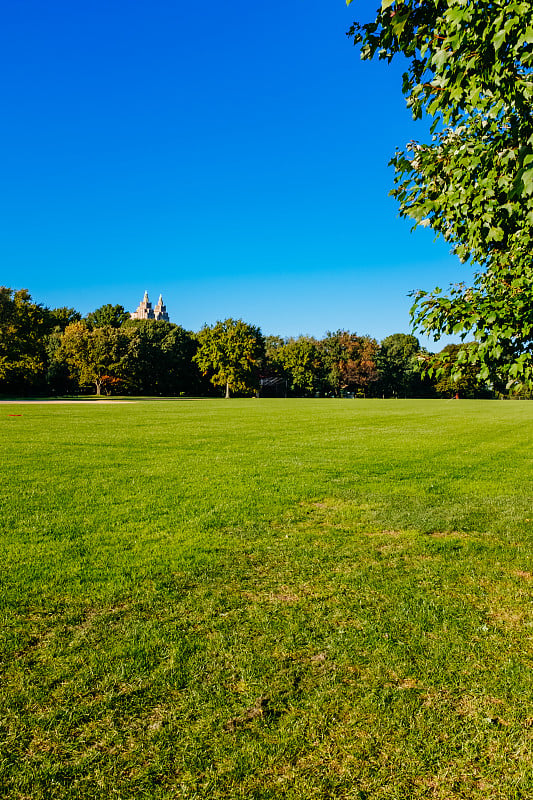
<box><xmin>60</xmin><ymin>321</ymin><xmax>133</xmax><ymax>395</ymax></box>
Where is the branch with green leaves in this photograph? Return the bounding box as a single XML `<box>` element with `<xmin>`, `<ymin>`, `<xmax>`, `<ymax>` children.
<box><xmin>347</xmin><ymin>0</ymin><xmax>533</xmax><ymax>388</ymax></box>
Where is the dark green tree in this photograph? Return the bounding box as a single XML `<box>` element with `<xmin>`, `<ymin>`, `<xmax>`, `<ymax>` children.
<box><xmin>86</xmin><ymin>304</ymin><xmax>129</xmax><ymax>329</ymax></box>
<box><xmin>377</xmin><ymin>333</ymin><xmax>426</xmax><ymax>397</ymax></box>
<box><xmin>348</xmin><ymin>0</ymin><xmax>533</xmax><ymax>389</ymax></box>
<box><xmin>258</xmin><ymin>336</ymin><xmax>288</xmax><ymax>397</ymax></box>
<box><xmin>0</xmin><ymin>287</ymin><xmax>55</xmax><ymax>394</ymax></box>
<box><xmin>194</xmin><ymin>319</ymin><xmax>265</xmax><ymax>398</ymax></box>
<box><xmin>271</xmin><ymin>337</ymin><xmax>323</xmax><ymax>396</ymax></box>
<box><xmin>123</xmin><ymin>319</ymin><xmax>201</xmax><ymax>395</ymax></box>
<box><xmin>45</xmin><ymin>328</ymin><xmax>76</xmax><ymax>395</ymax></box>
<box><xmin>44</xmin><ymin>307</ymin><xmax>82</xmax><ymax>394</ymax></box>
<box><xmin>49</xmin><ymin>307</ymin><xmax>81</xmax><ymax>331</ymax></box>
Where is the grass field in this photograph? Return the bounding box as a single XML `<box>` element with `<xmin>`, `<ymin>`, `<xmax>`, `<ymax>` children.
<box><xmin>2</xmin><ymin>398</ymin><xmax>533</xmax><ymax>799</ymax></box>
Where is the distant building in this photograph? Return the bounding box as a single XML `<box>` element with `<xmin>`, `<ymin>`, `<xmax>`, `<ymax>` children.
<box><xmin>130</xmin><ymin>291</ymin><xmax>170</xmax><ymax>322</ymax></box>
<box><xmin>153</xmin><ymin>293</ymin><xmax>169</xmax><ymax>321</ymax></box>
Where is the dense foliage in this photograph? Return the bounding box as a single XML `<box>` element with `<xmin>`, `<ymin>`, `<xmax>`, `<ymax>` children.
<box><xmin>320</xmin><ymin>331</ymin><xmax>380</xmax><ymax>396</ymax></box>
<box><xmin>347</xmin><ymin>0</ymin><xmax>533</xmax><ymax>390</ymax></box>
<box><xmin>60</xmin><ymin>322</ymin><xmax>134</xmax><ymax>396</ymax></box>
<box><xmin>0</xmin><ymin>286</ymin><xmax>512</xmax><ymax>398</ymax></box>
<box><xmin>267</xmin><ymin>336</ymin><xmax>323</xmax><ymax>396</ymax></box>
<box><xmin>0</xmin><ymin>288</ymin><xmax>59</xmax><ymax>394</ymax></box>
<box><xmin>194</xmin><ymin>319</ymin><xmax>265</xmax><ymax>398</ymax></box>
<box><xmin>85</xmin><ymin>303</ymin><xmax>130</xmax><ymax>329</ymax></box>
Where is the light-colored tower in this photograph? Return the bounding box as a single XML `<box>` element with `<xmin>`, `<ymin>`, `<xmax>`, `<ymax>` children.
<box><xmin>153</xmin><ymin>294</ymin><xmax>169</xmax><ymax>322</ymax></box>
<box><xmin>130</xmin><ymin>290</ymin><xmax>155</xmax><ymax>320</ymax></box>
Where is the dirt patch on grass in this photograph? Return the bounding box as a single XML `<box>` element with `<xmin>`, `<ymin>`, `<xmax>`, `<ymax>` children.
<box><xmin>270</xmin><ymin>591</ymin><xmax>300</xmax><ymax>603</ymax></box>
<box><xmin>224</xmin><ymin>696</ymin><xmax>270</xmax><ymax>731</ymax></box>
<box><xmin>397</xmin><ymin>678</ymin><xmax>419</xmax><ymax>690</ymax></box>
<box><xmin>300</xmin><ymin>499</ymin><xmax>346</xmax><ymax>511</ymax></box>
<box><xmin>0</xmin><ymin>399</ymin><xmax>137</xmax><ymax>404</ymax></box>
<box><xmin>242</xmin><ymin>589</ymin><xmax>300</xmax><ymax>604</ymax></box>
<box><xmin>148</xmin><ymin>707</ymin><xmax>166</xmax><ymax>732</ymax></box>
<box><xmin>489</xmin><ymin>607</ymin><xmax>525</xmax><ymax>627</ymax></box>
<box><xmin>269</xmin><ymin>498</ymin><xmax>383</xmax><ymax>543</ymax></box>
<box><xmin>361</xmin><ymin>529</ymin><xmax>406</xmax><ymax>539</ymax></box>
<box><xmin>427</xmin><ymin>530</ymin><xmax>472</xmax><ymax>539</ymax></box>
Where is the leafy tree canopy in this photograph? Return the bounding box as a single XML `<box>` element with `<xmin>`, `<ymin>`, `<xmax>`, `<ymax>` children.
<box><xmin>347</xmin><ymin>0</ymin><xmax>533</xmax><ymax>389</ymax></box>
<box><xmin>86</xmin><ymin>304</ymin><xmax>129</xmax><ymax>329</ymax></box>
<box><xmin>320</xmin><ymin>330</ymin><xmax>379</xmax><ymax>396</ymax></box>
<box><xmin>123</xmin><ymin>319</ymin><xmax>200</xmax><ymax>395</ymax></box>
<box><xmin>194</xmin><ymin>319</ymin><xmax>264</xmax><ymax>398</ymax></box>
<box><xmin>264</xmin><ymin>335</ymin><xmax>285</xmax><ymax>359</ymax></box>
<box><xmin>60</xmin><ymin>321</ymin><xmax>133</xmax><ymax>395</ymax></box>
<box><xmin>432</xmin><ymin>344</ymin><xmax>491</xmax><ymax>398</ymax></box>
<box><xmin>271</xmin><ymin>337</ymin><xmax>323</xmax><ymax>396</ymax></box>
<box><xmin>0</xmin><ymin>287</ymin><xmax>54</xmax><ymax>391</ymax></box>
<box><xmin>378</xmin><ymin>333</ymin><xmax>426</xmax><ymax>396</ymax></box>
<box><xmin>49</xmin><ymin>307</ymin><xmax>81</xmax><ymax>331</ymax></box>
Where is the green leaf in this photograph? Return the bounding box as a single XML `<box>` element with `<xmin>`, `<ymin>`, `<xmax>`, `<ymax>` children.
<box><xmin>493</xmin><ymin>29</ymin><xmax>506</xmax><ymax>51</ymax></box>
<box><xmin>432</xmin><ymin>49</ymin><xmax>450</xmax><ymax>69</ymax></box>
<box><xmin>522</xmin><ymin>167</ymin><xmax>533</xmax><ymax>195</ymax></box>
<box><xmin>392</xmin><ymin>12</ymin><xmax>409</xmax><ymax>38</ymax></box>
<box><xmin>487</xmin><ymin>227</ymin><xmax>504</xmax><ymax>242</ymax></box>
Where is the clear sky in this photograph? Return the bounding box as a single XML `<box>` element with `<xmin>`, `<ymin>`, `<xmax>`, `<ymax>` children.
<box><xmin>1</xmin><ymin>0</ymin><xmax>469</xmax><ymax>348</ymax></box>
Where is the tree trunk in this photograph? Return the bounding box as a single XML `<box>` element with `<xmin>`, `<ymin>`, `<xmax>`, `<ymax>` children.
<box><xmin>95</xmin><ymin>380</ymin><xmax>101</xmax><ymax>396</ymax></box>
<box><xmin>225</xmin><ymin>381</ymin><xmax>230</xmax><ymax>399</ymax></box>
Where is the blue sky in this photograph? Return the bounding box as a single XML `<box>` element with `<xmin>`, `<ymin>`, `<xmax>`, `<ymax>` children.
<box><xmin>1</xmin><ymin>0</ymin><xmax>468</xmax><ymax>348</ymax></box>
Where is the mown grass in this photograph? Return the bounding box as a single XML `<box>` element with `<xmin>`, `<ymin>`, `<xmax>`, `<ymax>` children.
<box><xmin>1</xmin><ymin>398</ymin><xmax>533</xmax><ymax>799</ymax></box>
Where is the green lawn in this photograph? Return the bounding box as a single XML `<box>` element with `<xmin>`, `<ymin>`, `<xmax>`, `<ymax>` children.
<box><xmin>2</xmin><ymin>398</ymin><xmax>533</xmax><ymax>799</ymax></box>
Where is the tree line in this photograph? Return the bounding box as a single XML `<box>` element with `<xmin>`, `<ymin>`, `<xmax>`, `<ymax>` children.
<box><xmin>0</xmin><ymin>286</ymin><xmax>503</xmax><ymax>399</ymax></box>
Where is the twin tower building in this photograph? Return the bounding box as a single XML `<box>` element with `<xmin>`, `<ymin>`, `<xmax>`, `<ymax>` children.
<box><xmin>130</xmin><ymin>291</ymin><xmax>170</xmax><ymax>322</ymax></box>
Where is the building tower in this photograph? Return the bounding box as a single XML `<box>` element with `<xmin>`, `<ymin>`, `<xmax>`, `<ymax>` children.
<box><xmin>153</xmin><ymin>294</ymin><xmax>169</xmax><ymax>322</ymax></box>
<box><xmin>130</xmin><ymin>291</ymin><xmax>155</xmax><ymax>320</ymax></box>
